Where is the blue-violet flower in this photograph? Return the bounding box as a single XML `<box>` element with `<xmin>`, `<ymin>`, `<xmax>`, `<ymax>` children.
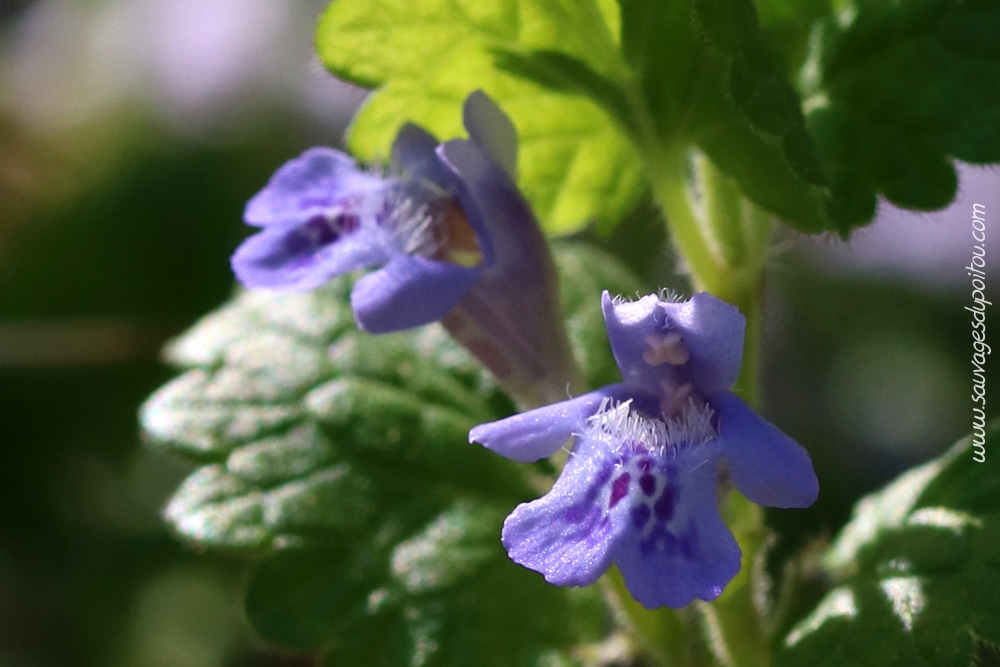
<box><xmin>232</xmin><ymin>91</ymin><xmax>577</xmax><ymax>405</ymax></box>
<box><xmin>470</xmin><ymin>291</ymin><xmax>818</xmax><ymax>608</ymax></box>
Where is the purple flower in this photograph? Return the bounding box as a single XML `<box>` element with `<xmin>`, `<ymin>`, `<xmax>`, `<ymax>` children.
<box><xmin>232</xmin><ymin>91</ymin><xmax>577</xmax><ymax>404</ymax></box>
<box><xmin>470</xmin><ymin>291</ymin><xmax>818</xmax><ymax>608</ymax></box>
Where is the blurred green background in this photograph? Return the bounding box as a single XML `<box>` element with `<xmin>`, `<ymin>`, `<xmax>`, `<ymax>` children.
<box><xmin>0</xmin><ymin>1</ymin><xmax>996</xmax><ymax>665</ymax></box>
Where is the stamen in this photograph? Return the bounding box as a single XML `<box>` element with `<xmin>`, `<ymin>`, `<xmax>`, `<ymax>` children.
<box><xmin>386</xmin><ymin>182</ymin><xmax>482</xmax><ymax>267</ymax></box>
<box><xmin>437</xmin><ymin>199</ymin><xmax>482</xmax><ymax>267</ymax></box>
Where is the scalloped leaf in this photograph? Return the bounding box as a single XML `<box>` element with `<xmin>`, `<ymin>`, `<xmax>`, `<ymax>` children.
<box><xmin>803</xmin><ymin>0</ymin><xmax>1000</xmax><ymax>234</ymax></box>
<box><xmin>776</xmin><ymin>419</ymin><xmax>1000</xmax><ymax>667</ymax></box>
<box><xmin>141</xmin><ymin>242</ymin><xmax>644</xmax><ymax>660</ymax></box>
<box><xmin>315</xmin><ymin>0</ymin><xmax>644</xmax><ymax>234</ymax></box>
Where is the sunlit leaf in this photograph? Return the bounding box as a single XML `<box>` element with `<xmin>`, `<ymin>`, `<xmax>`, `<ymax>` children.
<box><xmin>315</xmin><ymin>0</ymin><xmax>644</xmax><ymax>234</ymax></box>
<box><xmin>776</xmin><ymin>419</ymin><xmax>1000</xmax><ymax>667</ymax></box>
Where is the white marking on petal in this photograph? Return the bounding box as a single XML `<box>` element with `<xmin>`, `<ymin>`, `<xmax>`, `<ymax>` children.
<box><xmin>583</xmin><ymin>398</ymin><xmax>717</xmax><ymax>456</ymax></box>
<box><xmin>643</xmin><ymin>332</ymin><xmax>690</xmax><ymax>366</ymax></box>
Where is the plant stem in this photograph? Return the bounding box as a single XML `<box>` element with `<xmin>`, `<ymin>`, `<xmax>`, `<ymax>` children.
<box><xmin>645</xmin><ymin>147</ymin><xmax>768</xmax><ymax>406</ymax></box>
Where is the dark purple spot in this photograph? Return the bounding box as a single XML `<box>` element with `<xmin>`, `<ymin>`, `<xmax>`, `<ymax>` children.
<box><xmin>283</xmin><ymin>214</ymin><xmax>349</xmax><ymax>259</ymax></box>
<box><xmin>638</xmin><ymin>458</ymin><xmax>654</xmax><ymax>473</ymax></box>
<box><xmin>334</xmin><ymin>213</ymin><xmax>360</xmax><ymax>234</ymax></box>
<box><xmin>609</xmin><ymin>473</ymin><xmax>631</xmax><ymax>508</ymax></box>
<box><xmin>305</xmin><ymin>215</ymin><xmax>340</xmax><ymax>245</ymax></box>
<box><xmin>631</xmin><ymin>504</ymin><xmax>651</xmax><ymax>530</ymax></box>
<box><xmin>282</xmin><ymin>230</ymin><xmax>311</xmax><ymax>257</ymax></box>
<box><xmin>639</xmin><ymin>474</ymin><xmax>656</xmax><ymax>496</ymax></box>
<box><xmin>653</xmin><ymin>487</ymin><xmax>676</xmax><ymax>520</ymax></box>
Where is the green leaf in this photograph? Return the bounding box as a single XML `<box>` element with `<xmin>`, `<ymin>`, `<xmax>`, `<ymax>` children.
<box><xmin>317</xmin><ymin>0</ymin><xmax>838</xmax><ymax>238</ymax></box>
<box><xmin>754</xmin><ymin>0</ymin><xmax>833</xmax><ymax>78</ymax></box>
<box><xmin>317</xmin><ymin>0</ymin><xmax>999</xmax><ymax>243</ymax></box>
<box><xmin>141</xmin><ymin>277</ymin><xmax>524</xmax><ymax>551</ymax></box>
<box><xmin>316</xmin><ymin>0</ymin><xmax>645</xmax><ymax>234</ymax></box>
<box><xmin>803</xmin><ymin>0</ymin><xmax>1000</xmax><ymax>234</ymax></box>
<box><xmin>141</xmin><ymin>241</ymin><xmax>645</xmax><ymax>658</ymax></box>
<box><xmin>246</xmin><ymin>500</ymin><xmax>606</xmax><ymax>665</ymax></box>
<box><xmin>775</xmin><ymin>419</ymin><xmax>1000</xmax><ymax>667</ymax></box>
<box><xmin>613</xmin><ymin>0</ymin><xmax>832</xmax><ymax>232</ymax></box>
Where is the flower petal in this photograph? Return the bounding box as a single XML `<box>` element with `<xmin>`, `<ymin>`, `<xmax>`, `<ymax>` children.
<box><xmin>601</xmin><ymin>292</ymin><xmax>670</xmax><ymax>396</ymax></box>
<box><xmin>665</xmin><ymin>294</ymin><xmax>745</xmax><ymax>395</ymax></box>
<box><xmin>601</xmin><ymin>291</ymin><xmax>746</xmax><ymax>398</ymax></box>
<box><xmin>231</xmin><ymin>220</ymin><xmax>391</xmax><ymax>290</ymax></box>
<box><xmin>438</xmin><ymin>117</ymin><xmax>552</xmax><ymax>274</ymax></box>
<box><xmin>469</xmin><ymin>384</ymin><xmax>627</xmax><ymax>462</ymax></box>
<box><xmin>391</xmin><ymin>123</ymin><xmax>454</xmax><ymax>186</ymax></box>
<box><xmin>437</xmin><ymin>132</ymin><xmax>582</xmax><ymax>404</ymax></box>
<box><xmin>437</xmin><ymin>139</ymin><xmax>501</xmax><ymax>268</ymax></box>
<box><xmin>614</xmin><ymin>446</ymin><xmax>741</xmax><ymax>608</ymax></box>
<box><xmin>463</xmin><ymin>90</ymin><xmax>518</xmax><ymax>180</ymax></box>
<box><xmin>350</xmin><ymin>255</ymin><xmax>480</xmax><ymax>333</ymax></box>
<box><xmin>501</xmin><ymin>435</ymin><xmax>626</xmax><ymax>586</ymax></box>
<box><xmin>244</xmin><ymin>148</ymin><xmax>386</xmax><ymax>227</ymax></box>
<box><xmin>711</xmin><ymin>392</ymin><xmax>819</xmax><ymax>508</ymax></box>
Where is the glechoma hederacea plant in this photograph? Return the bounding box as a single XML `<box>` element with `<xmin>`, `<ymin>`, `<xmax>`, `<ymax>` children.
<box><xmin>142</xmin><ymin>1</ymin><xmax>1000</xmax><ymax>665</ymax></box>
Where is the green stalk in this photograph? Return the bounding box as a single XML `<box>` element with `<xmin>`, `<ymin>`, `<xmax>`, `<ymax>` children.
<box><xmin>646</xmin><ymin>148</ymin><xmax>767</xmax><ymax>403</ymax></box>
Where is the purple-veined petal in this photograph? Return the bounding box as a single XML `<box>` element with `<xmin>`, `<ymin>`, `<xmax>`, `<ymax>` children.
<box><xmin>244</xmin><ymin>148</ymin><xmax>386</xmax><ymax>227</ymax></box>
<box><xmin>231</xmin><ymin>219</ymin><xmax>391</xmax><ymax>290</ymax></box>
<box><xmin>615</xmin><ymin>444</ymin><xmax>741</xmax><ymax>608</ymax></box>
<box><xmin>469</xmin><ymin>384</ymin><xmax>627</xmax><ymax>462</ymax></box>
<box><xmin>350</xmin><ymin>254</ymin><xmax>480</xmax><ymax>334</ymax></box>
<box><xmin>501</xmin><ymin>434</ymin><xmax>627</xmax><ymax>586</ymax></box>
<box><xmin>711</xmin><ymin>391</ymin><xmax>819</xmax><ymax>508</ymax></box>
<box><xmin>463</xmin><ymin>90</ymin><xmax>518</xmax><ymax>179</ymax></box>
